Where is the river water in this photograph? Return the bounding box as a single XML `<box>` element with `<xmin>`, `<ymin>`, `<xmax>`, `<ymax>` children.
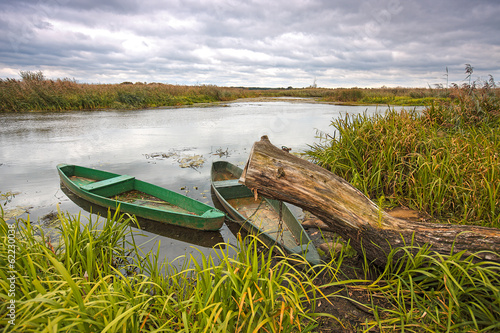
<box><xmin>0</xmin><ymin>98</ymin><xmax>412</xmax><ymax>264</ymax></box>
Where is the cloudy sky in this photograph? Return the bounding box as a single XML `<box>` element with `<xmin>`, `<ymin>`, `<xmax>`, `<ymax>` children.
<box><xmin>1</xmin><ymin>0</ymin><xmax>499</xmax><ymax>87</ymax></box>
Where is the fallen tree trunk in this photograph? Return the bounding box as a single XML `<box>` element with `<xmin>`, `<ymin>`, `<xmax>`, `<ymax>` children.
<box><xmin>240</xmin><ymin>136</ymin><xmax>500</xmax><ymax>266</ymax></box>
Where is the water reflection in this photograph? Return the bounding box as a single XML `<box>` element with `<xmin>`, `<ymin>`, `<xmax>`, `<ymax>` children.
<box><xmin>210</xmin><ymin>187</ymin><xmax>250</xmax><ymax>239</ymax></box>
<box><xmin>60</xmin><ymin>184</ymin><xmax>225</xmax><ymax>249</ymax></box>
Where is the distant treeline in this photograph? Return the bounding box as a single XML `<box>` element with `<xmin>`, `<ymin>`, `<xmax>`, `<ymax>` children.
<box><xmin>1</xmin><ymin>70</ymin><xmax>498</xmax><ymax>111</ymax></box>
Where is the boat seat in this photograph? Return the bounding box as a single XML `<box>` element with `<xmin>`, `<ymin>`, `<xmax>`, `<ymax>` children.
<box><xmin>213</xmin><ymin>179</ymin><xmax>242</xmax><ymax>188</ymax></box>
<box><xmin>81</xmin><ymin>175</ymin><xmax>135</xmax><ymax>191</ymax></box>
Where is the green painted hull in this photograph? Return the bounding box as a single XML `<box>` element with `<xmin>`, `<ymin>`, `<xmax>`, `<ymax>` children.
<box><xmin>57</xmin><ymin>164</ymin><xmax>225</xmax><ymax>231</ymax></box>
<box><xmin>211</xmin><ymin>161</ymin><xmax>321</xmax><ymax>265</ymax></box>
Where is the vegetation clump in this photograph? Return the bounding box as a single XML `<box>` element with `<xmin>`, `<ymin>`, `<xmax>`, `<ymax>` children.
<box><xmin>3</xmin><ymin>70</ymin><xmax>494</xmax><ymax>112</ymax></box>
<box><xmin>307</xmin><ymin>75</ymin><xmax>500</xmax><ymax>227</ymax></box>
<box><xmin>0</xmin><ymin>210</ymin><xmax>343</xmax><ymax>332</ymax></box>
<box><xmin>2</xmin><ymin>208</ymin><xmax>499</xmax><ymax>332</ymax></box>
<box><xmin>0</xmin><ymin>71</ymin><xmax>254</xmax><ymax>112</ymax></box>
<box><xmin>363</xmin><ymin>244</ymin><xmax>500</xmax><ymax>332</ymax></box>
<box><xmin>301</xmin><ymin>69</ymin><xmax>500</xmax><ymax>330</ymax></box>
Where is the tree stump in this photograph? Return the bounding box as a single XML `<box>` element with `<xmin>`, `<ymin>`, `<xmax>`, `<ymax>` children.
<box><xmin>240</xmin><ymin>136</ymin><xmax>500</xmax><ymax>266</ymax></box>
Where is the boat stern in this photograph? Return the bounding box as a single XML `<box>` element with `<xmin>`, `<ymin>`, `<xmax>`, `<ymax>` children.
<box><xmin>291</xmin><ymin>243</ymin><xmax>322</xmax><ymax>266</ymax></box>
<box><xmin>201</xmin><ymin>208</ymin><xmax>225</xmax><ymax>219</ymax></box>
<box><xmin>196</xmin><ymin>208</ymin><xmax>225</xmax><ymax>231</ymax></box>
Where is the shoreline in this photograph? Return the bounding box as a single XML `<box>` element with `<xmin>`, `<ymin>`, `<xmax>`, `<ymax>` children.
<box><xmin>1</xmin><ymin>95</ymin><xmax>432</xmax><ymax>113</ymax></box>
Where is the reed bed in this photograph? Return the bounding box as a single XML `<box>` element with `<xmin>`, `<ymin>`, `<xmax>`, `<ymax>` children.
<box><xmin>303</xmin><ymin>78</ymin><xmax>500</xmax><ymax>330</ymax></box>
<box><xmin>0</xmin><ymin>71</ymin><xmax>257</xmax><ymax>112</ymax></box>
<box><xmin>307</xmin><ymin>84</ymin><xmax>500</xmax><ymax>227</ymax></box>
<box><xmin>2</xmin><ymin>71</ymin><xmax>485</xmax><ymax>112</ymax></box>
<box><xmin>2</xmin><ymin>69</ymin><xmax>500</xmax><ymax>331</ymax></box>
<box><xmin>259</xmin><ymin>87</ymin><xmax>455</xmax><ymax>105</ymax></box>
<box><xmin>316</xmin><ymin>87</ymin><xmax>452</xmax><ymax>105</ymax></box>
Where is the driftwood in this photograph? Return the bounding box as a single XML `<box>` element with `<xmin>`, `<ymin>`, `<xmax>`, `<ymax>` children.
<box><xmin>240</xmin><ymin>136</ymin><xmax>500</xmax><ymax>266</ymax></box>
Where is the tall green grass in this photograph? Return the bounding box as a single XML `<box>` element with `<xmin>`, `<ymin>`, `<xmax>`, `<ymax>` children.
<box><xmin>307</xmin><ymin>84</ymin><xmax>500</xmax><ymax>227</ymax></box>
<box><xmin>1</xmin><ymin>208</ymin><xmax>499</xmax><ymax>331</ymax></box>
<box><xmin>363</xmin><ymin>245</ymin><xmax>500</xmax><ymax>332</ymax></box>
<box><xmin>303</xmin><ymin>75</ymin><xmax>500</xmax><ymax>331</ymax></box>
<box><xmin>0</xmin><ymin>209</ymin><xmax>346</xmax><ymax>332</ymax></box>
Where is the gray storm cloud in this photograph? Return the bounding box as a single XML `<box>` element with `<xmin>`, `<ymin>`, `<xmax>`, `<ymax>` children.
<box><xmin>0</xmin><ymin>0</ymin><xmax>499</xmax><ymax>87</ymax></box>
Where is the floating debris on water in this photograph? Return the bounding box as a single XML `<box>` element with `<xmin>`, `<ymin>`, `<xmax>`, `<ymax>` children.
<box><xmin>178</xmin><ymin>155</ymin><xmax>205</xmax><ymax>169</ymax></box>
<box><xmin>212</xmin><ymin>147</ymin><xmax>230</xmax><ymax>157</ymax></box>
<box><xmin>41</xmin><ymin>211</ymin><xmax>59</xmax><ymax>226</ymax></box>
<box><xmin>3</xmin><ymin>207</ymin><xmax>28</xmax><ymax>219</ymax></box>
<box><xmin>144</xmin><ymin>151</ymin><xmax>179</xmax><ymax>159</ymax></box>
<box><xmin>144</xmin><ymin>149</ymin><xmax>206</xmax><ymax>170</ymax></box>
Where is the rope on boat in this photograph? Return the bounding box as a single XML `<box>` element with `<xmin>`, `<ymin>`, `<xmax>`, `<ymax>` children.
<box><xmin>278</xmin><ymin>201</ymin><xmax>284</xmax><ymax>245</ymax></box>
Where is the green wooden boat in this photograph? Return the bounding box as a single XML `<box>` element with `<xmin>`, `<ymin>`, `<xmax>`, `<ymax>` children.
<box><xmin>211</xmin><ymin>161</ymin><xmax>321</xmax><ymax>265</ymax></box>
<box><xmin>57</xmin><ymin>164</ymin><xmax>225</xmax><ymax>231</ymax></box>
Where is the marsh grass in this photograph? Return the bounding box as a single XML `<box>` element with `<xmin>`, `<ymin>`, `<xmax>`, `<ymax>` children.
<box><xmin>0</xmin><ymin>209</ymin><xmax>347</xmax><ymax>332</ymax></box>
<box><xmin>2</xmin><ymin>70</ymin><xmax>500</xmax><ymax>331</ymax></box>
<box><xmin>316</xmin><ymin>87</ymin><xmax>453</xmax><ymax>105</ymax></box>
<box><xmin>303</xmin><ymin>77</ymin><xmax>500</xmax><ymax>330</ymax></box>
<box><xmin>0</xmin><ymin>72</ymin><xmax>255</xmax><ymax>111</ymax></box>
<box><xmin>2</xmin><ymin>71</ymin><xmax>485</xmax><ymax>112</ymax></box>
<box><xmin>363</xmin><ymin>245</ymin><xmax>500</xmax><ymax>332</ymax></box>
<box><xmin>307</xmin><ymin>83</ymin><xmax>500</xmax><ymax>227</ymax></box>
<box><xmin>2</xmin><ymin>207</ymin><xmax>500</xmax><ymax>332</ymax></box>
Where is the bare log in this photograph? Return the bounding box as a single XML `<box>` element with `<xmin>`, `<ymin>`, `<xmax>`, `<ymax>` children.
<box><xmin>240</xmin><ymin>136</ymin><xmax>500</xmax><ymax>266</ymax></box>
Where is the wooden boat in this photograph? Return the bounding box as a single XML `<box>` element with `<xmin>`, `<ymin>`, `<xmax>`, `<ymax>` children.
<box><xmin>211</xmin><ymin>161</ymin><xmax>321</xmax><ymax>265</ymax></box>
<box><xmin>59</xmin><ymin>184</ymin><xmax>225</xmax><ymax>248</ymax></box>
<box><xmin>57</xmin><ymin>164</ymin><xmax>225</xmax><ymax>231</ymax></box>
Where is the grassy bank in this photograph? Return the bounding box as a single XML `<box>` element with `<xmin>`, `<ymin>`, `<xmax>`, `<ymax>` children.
<box><xmin>2</xmin><ymin>209</ymin><xmax>499</xmax><ymax>332</ymax></box>
<box><xmin>301</xmin><ymin>79</ymin><xmax>499</xmax><ymax>331</ymax></box>
<box><xmin>0</xmin><ymin>210</ymin><xmax>346</xmax><ymax>332</ymax></box>
<box><xmin>0</xmin><ymin>71</ymin><xmax>258</xmax><ymax>112</ymax></box>
<box><xmin>1</xmin><ymin>70</ymin><xmax>499</xmax><ymax>331</ymax></box>
<box><xmin>268</xmin><ymin>86</ymin><xmax>454</xmax><ymax>106</ymax></box>
<box><xmin>307</xmin><ymin>82</ymin><xmax>500</xmax><ymax>228</ymax></box>
<box><xmin>3</xmin><ymin>71</ymin><xmax>493</xmax><ymax>112</ymax></box>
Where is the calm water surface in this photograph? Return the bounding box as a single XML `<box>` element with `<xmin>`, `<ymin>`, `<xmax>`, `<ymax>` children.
<box><xmin>0</xmin><ymin>100</ymin><xmax>410</xmax><ymax>264</ymax></box>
